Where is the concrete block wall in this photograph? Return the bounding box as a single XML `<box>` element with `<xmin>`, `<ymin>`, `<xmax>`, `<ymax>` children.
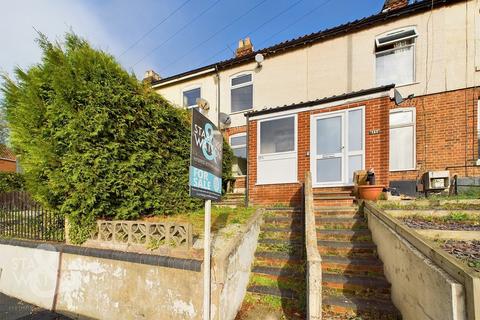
<box><xmin>0</xmin><ymin>210</ymin><xmax>263</xmax><ymax>320</ymax></box>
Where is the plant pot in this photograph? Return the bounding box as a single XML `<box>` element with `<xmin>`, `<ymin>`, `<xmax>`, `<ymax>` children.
<box><xmin>357</xmin><ymin>185</ymin><xmax>385</xmax><ymax>201</ymax></box>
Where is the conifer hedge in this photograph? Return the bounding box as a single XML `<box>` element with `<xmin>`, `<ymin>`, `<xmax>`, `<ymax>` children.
<box><xmin>1</xmin><ymin>33</ymin><xmax>233</xmax><ymax>243</ymax></box>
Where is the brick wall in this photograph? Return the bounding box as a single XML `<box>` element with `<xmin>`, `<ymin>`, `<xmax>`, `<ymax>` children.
<box><xmin>389</xmin><ymin>87</ymin><xmax>480</xmax><ymax>181</ymax></box>
<box><xmin>247</xmin><ymin>96</ymin><xmax>393</xmax><ymax>206</ymax></box>
<box><xmin>0</xmin><ymin>160</ymin><xmax>16</xmax><ymax>173</ymax></box>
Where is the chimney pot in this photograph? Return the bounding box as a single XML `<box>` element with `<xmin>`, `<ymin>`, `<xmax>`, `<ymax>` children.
<box><xmin>143</xmin><ymin>70</ymin><xmax>161</xmax><ymax>84</ymax></box>
<box><xmin>382</xmin><ymin>0</ymin><xmax>409</xmax><ymax>12</ymax></box>
<box><xmin>235</xmin><ymin>37</ymin><xmax>254</xmax><ymax>58</ymax></box>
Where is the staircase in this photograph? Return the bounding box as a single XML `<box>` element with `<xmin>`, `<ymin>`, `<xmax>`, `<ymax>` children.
<box><xmin>215</xmin><ymin>193</ymin><xmax>245</xmax><ymax>208</ymax></box>
<box><xmin>236</xmin><ymin>207</ymin><xmax>306</xmax><ymax>320</ymax></box>
<box><xmin>314</xmin><ymin>190</ymin><xmax>401</xmax><ymax>319</ymax></box>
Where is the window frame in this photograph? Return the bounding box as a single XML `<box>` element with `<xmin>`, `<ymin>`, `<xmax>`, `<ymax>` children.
<box><xmin>181</xmin><ymin>85</ymin><xmax>202</xmax><ymax>109</ymax></box>
<box><xmin>229</xmin><ymin>133</ymin><xmax>247</xmax><ymax>177</ymax></box>
<box><xmin>258</xmin><ymin>114</ymin><xmax>297</xmax><ymax>156</ymax></box>
<box><xmin>477</xmin><ymin>100</ymin><xmax>480</xmax><ymax>165</ymax></box>
<box><xmin>230</xmin><ymin>72</ymin><xmax>254</xmax><ymax>114</ymax></box>
<box><xmin>375</xmin><ymin>26</ymin><xmax>418</xmax><ymax>87</ymax></box>
<box><xmin>389</xmin><ymin>107</ymin><xmax>416</xmax><ymax>172</ymax></box>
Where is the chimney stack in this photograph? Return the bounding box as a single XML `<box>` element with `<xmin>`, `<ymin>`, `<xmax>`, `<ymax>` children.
<box><xmin>382</xmin><ymin>0</ymin><xmax>409</xmax><ymax>12</ymax></box>
<box><xmin>235</xmin><ymin>37</ymin><xmax>254</xmax><ymax>58</ymax></box>
<box><xmin>143</xmin><ymin>70</ymin><xmax>161</xmax><ymax>84</ymax></box>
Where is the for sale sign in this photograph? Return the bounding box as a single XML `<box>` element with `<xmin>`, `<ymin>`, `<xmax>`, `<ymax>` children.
<box><xmin>189</xmin><ymin>108</ymin><xmax>223</xmax><ymax>201</ymax></box>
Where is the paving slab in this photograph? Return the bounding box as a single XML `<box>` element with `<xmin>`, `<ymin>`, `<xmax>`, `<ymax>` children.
<box><xmin>0</xmin><ymin>293</ymin><xmax>69</xmax><ymax>320</ymax></box>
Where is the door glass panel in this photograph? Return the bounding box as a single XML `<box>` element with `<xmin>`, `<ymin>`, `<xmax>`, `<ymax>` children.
<box><xmin>348</xmin><ymin>155</ymin><xmax>363</xmax><ymax>183</ymax></box>
<box><xmin>348</xmin><ymin>109</ymin><xmax>363</xmax><ymax>152</ymax></box>
<box><xmin>317</xmin><ymin>158</ymin><xmax>342</xmax><ymax>183</ymax></box>
<box><xmin>317</xmin><ymin>116</ymin><xmax>342</xmax><ymax>155</ymax></box>
<box><xmin>260</xmin><ymin>117</ymin><xmax>295</xmax><ymax>154</ymax></box>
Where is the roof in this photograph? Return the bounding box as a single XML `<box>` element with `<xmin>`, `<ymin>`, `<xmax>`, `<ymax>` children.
<box><xmin>0</xmin><ymin>145</ymin><xmax>16</xmax><ymax>161</ymax></box>
<box><xmin>244</xmin><ymin>84</ymin><xmax>396</xmax><ymax>118</ymax></box>
<box><xmin>151</xmin><ymin>0</ymin><xmax>462</xmax><ymax>87</ymax></box>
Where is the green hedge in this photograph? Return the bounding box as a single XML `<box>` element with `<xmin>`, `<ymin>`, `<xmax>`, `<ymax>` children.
<box><xmin>1</xmin><ymin>33</ymin><xmax>234</xmax><ymax>243</ymax></box>
<box><xmin>0</xmin><ymin>172</ymin><xmax>25</xmax><ymax>192</ymax></box>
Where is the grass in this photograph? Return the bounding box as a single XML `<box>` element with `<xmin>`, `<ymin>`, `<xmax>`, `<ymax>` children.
<box><xmin>142</xmin><ymin>206</ymin><xmax>257</xmax><ymax>237</ymax></box>
<box><xmin>249</xmin><ymin>274</ymin><xmax>305</xmax><ymax>293</ymax></box>
<box><xmin>406</xmin><ymin>212</ymin><xmax>480</xmax><ymax>223</ymax></box>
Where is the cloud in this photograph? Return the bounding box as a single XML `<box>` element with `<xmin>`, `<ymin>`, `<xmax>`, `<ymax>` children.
<box><xmin>0</xmin><ymin>0</ymin><xmax>126</xmax><ymax>78</ymax></box>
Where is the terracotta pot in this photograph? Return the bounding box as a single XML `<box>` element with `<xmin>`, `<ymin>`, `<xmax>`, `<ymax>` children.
<box><xmin>357</xmin><ymin>185</ymin><xmax>385</xmax><ymax>201</ymax></box>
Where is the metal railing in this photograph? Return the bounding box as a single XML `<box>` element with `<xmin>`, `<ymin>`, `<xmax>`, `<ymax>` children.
<box><xmin>0</xmin><ymin>191</ymin><xmax>64</xmax><ymax>242</ymax></box>
<box><xmin>305</xmin><ymin>172</ymin><xmax>322</xmax><ymax>320</ymax></box>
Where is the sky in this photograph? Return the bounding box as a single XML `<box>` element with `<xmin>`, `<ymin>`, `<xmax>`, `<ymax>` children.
<box><xmin>0</xmin><ymin>0</ymin><xmax>385</xmax><ymax>81</ymax></box>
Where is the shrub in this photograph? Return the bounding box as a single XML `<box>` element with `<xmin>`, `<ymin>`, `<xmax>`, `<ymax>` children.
<box><xmin>1</xmin><ymin>33</ymin><xmax>237</xmax><ymax>243</ymax></box>
<box><xmin>0</xmin><ymin>172</ymin><xmax>25</xmax><ymax>192</ymax></box>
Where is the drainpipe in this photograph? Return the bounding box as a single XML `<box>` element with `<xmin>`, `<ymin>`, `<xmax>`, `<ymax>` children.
<box><xmin>245</xmin><ymin>115</ymin><xmax>250</xmax><ymax>207</ymax></box>
<box><xmin>215</xmin><ymin>65</ymin><xmax>221</xmax><ymax>129</ymax></box>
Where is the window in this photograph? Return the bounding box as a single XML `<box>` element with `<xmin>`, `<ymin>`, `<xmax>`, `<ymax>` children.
<box><xmin>182</xmin><ymin>87</ymin><xmax>201</xmax><ymax>108</ymax></box>
<box><xmin>231</xmin><ymin>73</ymin><xmax>253</xmax><ymax>113</ymax></box>
<box><xmin>390</xmin><ymin>108</ymin><xmax>416</xmax><ymax>171</ymax></box>
<box><xmin>376</xmin><ymin>27</ymin><xmax>418</xmax><ymax>86</ymax></box>
<box><xmin>260</xmin><ymin>117</ymin><xmax>295</xmax><ymax>154</ymax></box>
<box><xmin>230</xmin><ymin>134</ymin><xmax>247</xmax><ymax>176</ymax></box>
<box><xmin>477</xmin><ymin>101</ymin><xmax>480</xmax><ymax>163</ymax></box>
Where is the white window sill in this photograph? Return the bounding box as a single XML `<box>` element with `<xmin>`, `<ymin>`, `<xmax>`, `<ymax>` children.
<box><xmin>389</xmin><ymin>168</ymin><xmax>418</xmax><ymax>172</ymax></box>
<box><xmin>233</xmin><ymin>175</ymin><xmax>247</xmax><ymax>178</ymax></box>
<box><xmin>255</xmin><ymin>181</ymin><xmax>299</xmax><ymax>186</ymax></box>
<box><xmin>476</xmin><ymin>159</ymin><xmax>480</xmax><ymax>166</ymax></box>
<box><xmin>230</xmin><ymin>109</ymin><xmax>253</xmax><ymax>116</ymax></box>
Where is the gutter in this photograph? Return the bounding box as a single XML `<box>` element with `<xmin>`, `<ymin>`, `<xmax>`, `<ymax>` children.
<box><xmin>151</xmin><ymin>67</ymin><xmax>216</xmax><ymax>89</ymax></box>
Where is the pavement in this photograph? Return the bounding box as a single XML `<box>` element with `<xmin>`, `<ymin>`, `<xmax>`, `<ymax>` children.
<box><xmin>0</xmin><ymin>293</ymin><xmax>70</xmax><ymax>320</ymax></box>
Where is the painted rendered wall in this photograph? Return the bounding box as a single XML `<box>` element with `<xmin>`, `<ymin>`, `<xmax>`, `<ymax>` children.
<box><xmin>366</xmin><ymin>209</ymin><xmax>467</xmax><ymax>320</ymax></box>
<box><xmin>0</xmin><ymin>243</ymin><xmax>60</xmax><ymax>310</ymax></box>
<box><xmin>155</xmin><ymin>1</ymin><xmax>477</xmax><ymax>128</ymax></box>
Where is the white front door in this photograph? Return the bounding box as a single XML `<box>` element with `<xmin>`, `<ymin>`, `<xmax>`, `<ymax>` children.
<box><xmin>257</xmin><ymin>115</ymin><xmax>297</xmax><ymax>185</ymax></box>
<box><xmin>311</xmin><ymin>108</ymin><xmax>364</xmax><ymax>187</ymax></box>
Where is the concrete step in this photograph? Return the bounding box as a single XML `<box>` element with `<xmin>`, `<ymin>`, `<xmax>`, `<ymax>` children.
<box><xmin>322</xmin><ymin>255</ymin><xmax>384</xmax><ymax>276</ymax></box>
<box><xmin>262</xmin><ymin>226</ymin><xmax>304</xmax><ymax>234</ymax></box>
<box><xmin>258</xmin><ymin>238</ymin><xmax>303</xmax><ymax>246</ymax></box>
<box><xmin>323</xmin><ymin>295</ymin><xmax>401</xmax><ymax>319</ymax></box>
<box><xmin>322</xmin><ymin>273</ymin><xmax>391</xmax><ymax>297</ymax></box>
<box><xmin>318</xmin><ymin>240</ymin><xmax>376</xmax><ymax>257</ymax></box>
<box><xmin>265</xmin><ymin>207</ymin><xmax>302</xmax><ymax>212</ymax></box>
<box><xmin>247</xmin><ymin>285</ymin><xmax>298</xmax><ymax>300</ymax></box>
<box><xmin>255</xmin><ymin>251</ymin><xmax>303</xmax><ymax>262</ymax></box>
<box><xmin>264</xmin><ymin>216</ymin><xmax>303</xmax><ymax>228</ymax></box>
<box><xmin>315</xmin><ymin>207</ymin><xmax>361</xmax><ymax>218</ymax></box>
<box><xmin>317</xmin><ymin>229</ymin><xmax>372</xmax><ymax>241</ymax></box>
<box><xmin>316</xmin><ymin>217</ymin><xmax>368</xmax><ymax>230</ymax></box>
<box><xmin>314</xmin><ymin>197</ymin><xmax>356</xmax><ymax>207</ymax></box>
<box><xmin>251</xmin><ymin>265</ymin><xmax>303</xmax><ymax>279</ymax></box>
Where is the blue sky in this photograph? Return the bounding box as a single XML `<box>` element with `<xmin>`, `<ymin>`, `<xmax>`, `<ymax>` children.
<box><xmin>0</xmin><ymin>0</ymin><xmax>385</xmax><ymax>80</ymax></box>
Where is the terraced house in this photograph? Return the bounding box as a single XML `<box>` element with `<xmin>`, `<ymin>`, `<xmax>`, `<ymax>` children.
<box><xmin>150</xmin><ymin>0</ymin><xmax>478</xmax><ymax>206</ymax></box>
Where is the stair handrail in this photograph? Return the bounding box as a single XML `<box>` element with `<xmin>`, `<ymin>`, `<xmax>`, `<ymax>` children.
<box><xmin>305</xmin><ymin>171</ymin><xmax>322</xmax><ymax>320</ymax></box>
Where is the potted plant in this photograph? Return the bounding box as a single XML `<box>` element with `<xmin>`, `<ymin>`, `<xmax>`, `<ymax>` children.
<box><xmin>357</xmin><ymin>168</ymin><xmax>384</xmax><ymax>201</ymax></box>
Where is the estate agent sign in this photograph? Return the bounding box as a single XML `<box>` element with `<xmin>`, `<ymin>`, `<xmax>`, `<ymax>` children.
<box><xmin>189</xmin><ymin>108</ymin><xmax>223</xmax><ymax>202</ymax></box>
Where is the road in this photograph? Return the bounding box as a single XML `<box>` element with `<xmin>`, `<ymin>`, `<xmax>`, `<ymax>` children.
<box><xmin>0</xmin><ymin>293</ymin><xmax>69</xmax><ymax>320</ymax></box>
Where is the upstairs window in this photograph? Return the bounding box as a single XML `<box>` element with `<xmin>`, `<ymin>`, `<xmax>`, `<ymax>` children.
<box><xmin>230</xmin><ymin>133</ymin><xmax>247</xmax><ymax>176</ymax></box>
<box><xmin>182</xmin><ymin>87</ymin><xmax>201</xmax><ymax>108</ymax></box>
<box><xmin>376</xmin><ymin>27</ymin><xmax>418</xmax><ymax>86</ymax></box>
<box><xmin>231</xmin><ymin>73</ymin><xmax>253</xmax><ymax>113</ymax></box>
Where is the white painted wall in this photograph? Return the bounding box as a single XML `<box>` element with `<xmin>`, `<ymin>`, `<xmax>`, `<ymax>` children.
<box><xmin>0</xmin><ymin>243</ymin><xmax>60</xmax><ymax>310</ymax></box>
<box><xmin>155</xmin><ymin>1</ymin><xmax>477</xmax><ymax>128</ymax></box>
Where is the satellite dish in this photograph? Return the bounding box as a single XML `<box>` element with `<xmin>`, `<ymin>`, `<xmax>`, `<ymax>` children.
<box><xmin>196</xmin><ymin>98</ymin><xmax>210</xmax><ymax>111</ymax></box>
<box><xmin>255</xmin><ymin>53</ymin><xmax>264</xmax><ymax>68</ymax></box>
<box><xmin>219</xmin><ymin>112</ymin><xmax>231</xmax><ymax>128</ymax></box>
<box><xmin>255</xmin><ymin>53</ymin><xmax>264</xmax><ymax>63</ymax></box>
<box><xmin>393</xmin><ymin>89</ymin><xmax>404</xmax><ymax>106</ymax></box>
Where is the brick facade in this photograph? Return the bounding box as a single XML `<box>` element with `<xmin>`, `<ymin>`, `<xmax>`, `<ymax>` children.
<box><xmin>247</xmin><ymin>95</ymin><xmax>393</xmax><ymax>206</ymax></box>
<box><xmin>246</xmin><ymin>87</ymin><xmax>480</xmax><ymax>206</ymax></box>
<box><xmin>0</xmin><ymin>160</ymin><xmax>16</xmax><ymax>173</ymax></box>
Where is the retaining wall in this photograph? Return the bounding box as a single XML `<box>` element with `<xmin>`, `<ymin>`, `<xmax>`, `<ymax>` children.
<box><xmin>0</xmin><ymin>208</ymin><xmax>263</xmax><ymax>320</ymax></box>
<box><xmin>364</xmin><ymin>203</ymin><xmax>468</xmax><ymax>320</ymax></box>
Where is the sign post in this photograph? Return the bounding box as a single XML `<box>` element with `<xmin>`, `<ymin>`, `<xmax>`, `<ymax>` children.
<box><xmin>189</xmin><ymin>108</ymin><xmax>222</xmax><ymax>320</ymax></box>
